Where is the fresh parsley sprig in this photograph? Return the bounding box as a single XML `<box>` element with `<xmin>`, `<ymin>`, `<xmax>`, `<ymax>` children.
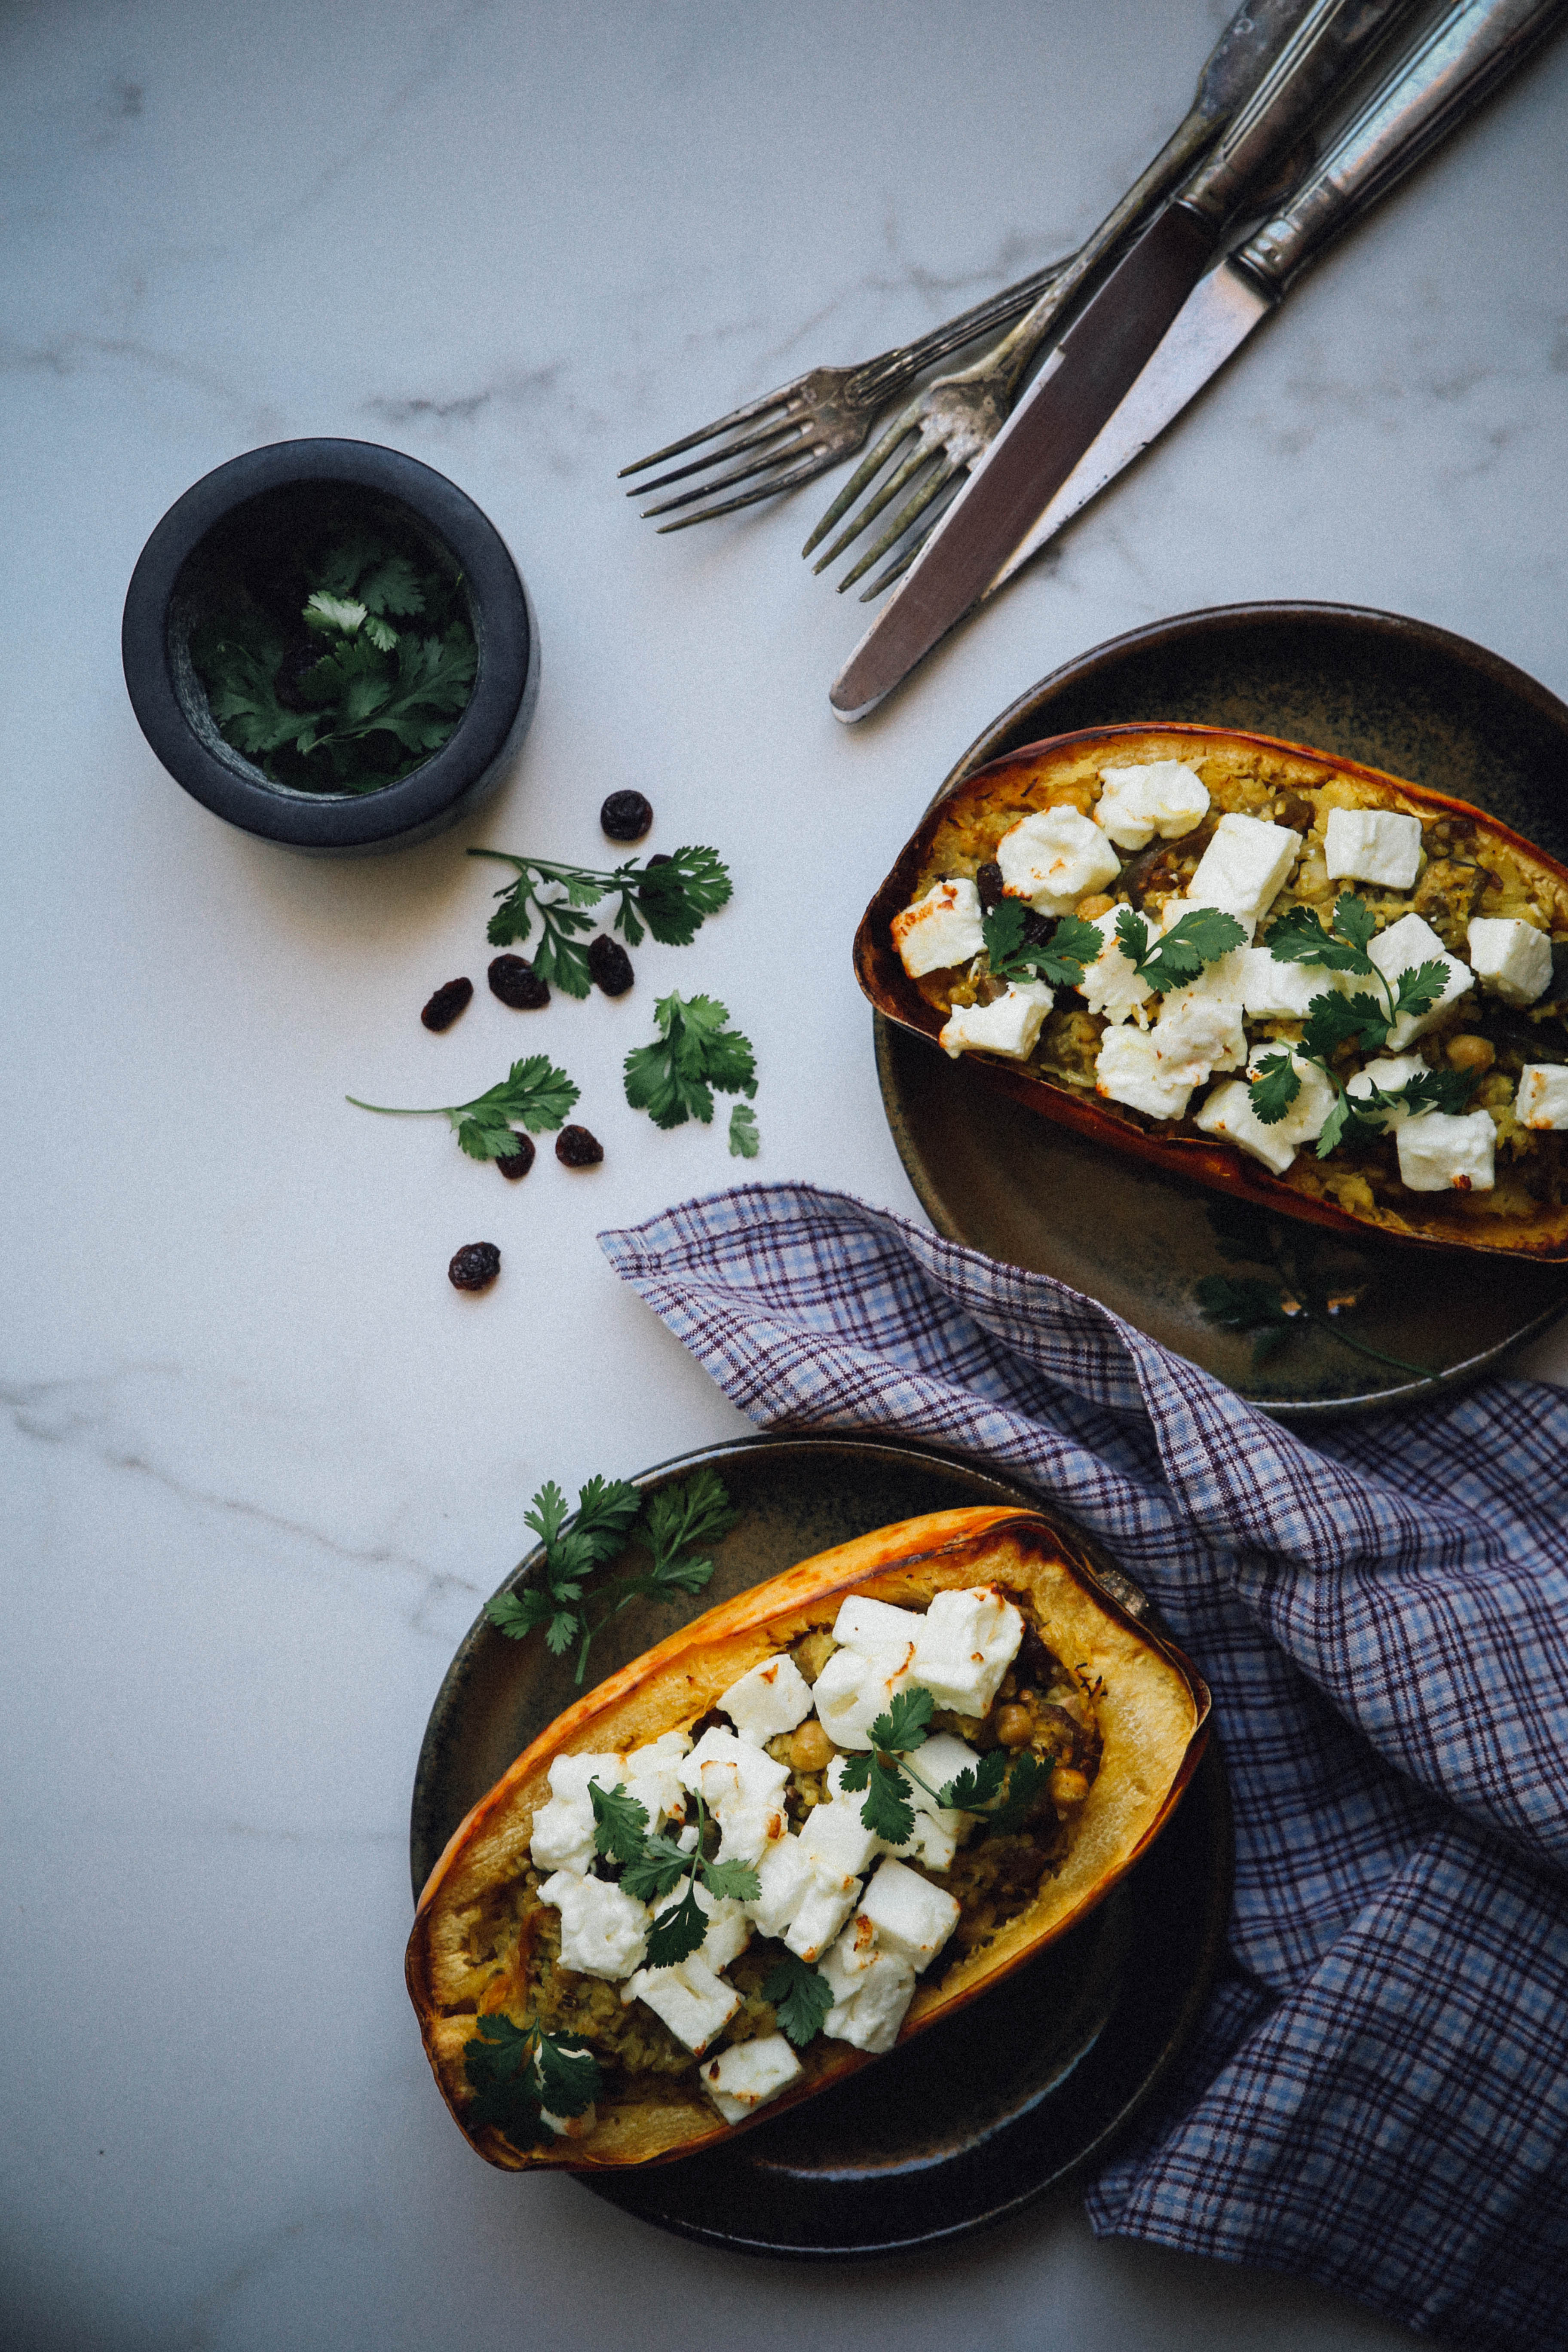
<box><xmin>467</xmin><ymin>846</ymin><xmax>732</xmax><ymax>996</ymax></box>
<box><xmin>624</xmin><ymin>992</ymin><xmax>759</xmax><ymax>1152</ymax></box>
<box><xmin>1112</xmin><ymin>905</ymin><xmax>1248</xmax><ymax>995</ymax></box>
<box><xmin>981</xmin><ymin>903</ymin><xmax>1105</xmax><ymax>989</ymax></box>
<box><xmin>485</xmin><ymin>1467</ymin><xmax>736</xmax><ymax>1684</ymax></box>
<box><xmin>346</xmin><ymin>1053</ymin><xmax>579</xmax><ymax>1160</ymax></box>
<box><xmin>587</xmin><ymin>1782</ymin><xmax>760</xmax><ymax>1969</ymax></box>
<box><xmin>462</xmin><ymin>2011</ymin><xmax>601</xmax><ymax>2144</ymax></box>
<box><xmin>763</xmin><ymin>1951</ymin><xmax>835</xmax><ymax>2048</ymax></box>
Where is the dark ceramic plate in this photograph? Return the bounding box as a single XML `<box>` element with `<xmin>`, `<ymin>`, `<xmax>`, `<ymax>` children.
<box><xmin>411</xmin><ymin>1434</ymin><xmax>1231</xmax><ymax>2259</ymax></box>
<box><xmin>875</xmin><ymin>602</ymin><xmax>1568</xmax><ymax>1421</ymax></box>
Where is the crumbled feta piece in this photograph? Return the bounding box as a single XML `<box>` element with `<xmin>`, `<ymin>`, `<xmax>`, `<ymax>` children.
<box><xmin>1095</xmin><ymin>1024</ymin><xmax>1194</xmax><ymax>1121</ymax></box>
<box><xmin>1345</xmin><ymin>1054</ymin><xmax>1428</xmax><ymax>1121</ymax></box>
<box><xmin>910</xmin><ymin>1586</ymin><xmax>1023</xmax><ymax>1717</ymax></box>
<box><xmin>1467</xmin><ymin>916</ymin><xmax>1553</xmax><ymax>1009</ymax></box>
<box><xmin>812</xmin><ymin>1643</ymin><xmax>915</xmax><ymax>1750</ymax></box>
<box><xmin>939</xmin><ymin>979</ymin><xmax>1054</xmax><ymax>1062</ymax></box>
<box><xmin>1240</xmin><ymin>945</ymin><xmax>1340</xmax><ymax>1021</ymax></box>
<box><xmin>1516</xmin><ymin>1064</ymin><xmax>1568</xmax><ymax>1130</ymax></box>
<box><xmin>1149</xmin><ymin>966</ymin><xmax>1248</xmax><ymax>1087</ymax></box>
<box><xmin>1186</xmin><ymin>814</ymin><xmax>1300</xmax><ymax>923</ymax></box>
<box><xmin>857</xmin><ymin>1858</ymin><xmax>961</xmax><ymax>1973</ymax></box>
<box><xmin>1324</xmin><ymin>806</ymin><xmax>1423</xmax><ymax>889</ymax></box>
<box><xmin>797</xmin><ymin>1798</ymin><xmax>881</xmax><ymax>1880</ymax></box>
<box><xmin>784</xmin><ymin>1870</ymin><xmax>862</xmax><ymax>1964</ymax></box>
<box><xmin>529</xmin><ymin>1750</ymin><xmax>626</xmax><ymax>1875</ymax></box>
<box><xmin>995</xmin><ymin>805</ymin><xmax>1121</xmax><ymax>916</ymax></box>
<box><xmin>746</xmin><ymin>1835</ymin><xmax>812</xmax><ymax>1940</ymax></box>
<box><xmin>1094</xmin><ymin>759</ymin><xmax>1209</xmax><ymax>851</ymax></box>
<box><xmin>902</xmin><ymin>1730</ymin><xmax>984</xmax><ymax>1815</ymax></box>
<box><xmin>1194</xmin><ymin>1053</ymin><xmax>1336</xmax><ymax>1176</ymax></box>
<box><xmin>637</xmin><ymin>1874</ymin><xmax>753</xmax><ymax>1974</ymax></box>
<box><xmin>701</xmin><ymin>2033</ymin><xmax>802</xmax><ymax>2125</ymax></box>
<box><xmin>834</xmin><ymin>1596</ymin><xmax>921</xmax><ymax>1655</ymax></box>
<box><xmin>622</xmin><ymin>1731</ymin><xmax>691</xmax><ymax>1831</ymax></box>
<box><xmin>1368</xmin><ymin>913</ymin><xmax>1473</xmax><ymax>1049</ymax></box>
<box><xmin>1396</xmin><ymin>1109</ymin><xmax>1496</xmax><ymax>1192</ymax></box>
<box><xmin>820</xmin><ymin>1920</ymin><xmax>917</xmax><ymax>2054</ymax></box>
<box><xmin>893</xmin><ymin>1811</ymin><xmax>959</xmax><ymax>1872</ymax></box>
<box><xmin>538</xmin><ymin>1870</ymin><xmax>649</xmax><ymax>1980</ymax></box>
<box><xmin>539</xmin><ymin>2103</ymin><xmax>596</xmax><ymax>2140</ymax></box>
<box><xmin>623</xmin><ymin>1953</ymin><xmax>741</xmax><ymax>2054</ymax></box>
<box><xmin>680</xmin><ymin>1729</ymin><xmax>790</xmax><ymax>1863</ymax></box>
<box><xmin>715</xmin><ymin>1797</ymin><xmax>791</xmax><ymax>1868</ymax></box>
<box><xmin>741</xmin><ymin>1817</ymin><xmax>866</xmax><ymax>1963</ymax></box>
<box><xmin>1078</xmin><ymin>911</ymin><xmax>1149</xmax><ymax>1025</ymax></box>
<box><xmin>891</xmin><ymin>878</ymin><xmax>985</xmax><ymax>978</ymax></box>
<box><xmin>718</xmin><ymin>1652</ymin><xmax>814</xmax><ymax>1747</ymax></box>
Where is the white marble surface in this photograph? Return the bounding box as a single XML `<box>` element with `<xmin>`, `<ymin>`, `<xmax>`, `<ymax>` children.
<box><xmin>3</xmin><ymin>3</ymin><xmax>1565</xmax><ymax>2345</ymax></box>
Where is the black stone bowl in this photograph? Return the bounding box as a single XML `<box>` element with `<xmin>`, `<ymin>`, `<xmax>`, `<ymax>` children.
<box><xmin>121</xmin><ymin>438</ymin><xmax>539</xmax><ymax>854</ymax></box>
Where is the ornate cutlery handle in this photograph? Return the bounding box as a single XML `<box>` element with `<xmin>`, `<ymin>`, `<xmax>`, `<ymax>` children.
<box><xmin>1183</xmin><ymin>0</ymin><xmax>1419</xmax><ymax>225</ymax></box>
<box><xmin>1239</xmin><ymin>0</ymin><xmax>1568</xmax><ymax>288</ymax></box>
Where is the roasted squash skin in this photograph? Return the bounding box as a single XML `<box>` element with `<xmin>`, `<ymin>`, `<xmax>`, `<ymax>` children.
<box><xmin>407</xmin><ymin>1507</ymin><xmax>1209</xmax><ymax>2172</ymax></box>
<box><xmin>854</xmin><ymin>724</ymin><xmax>1568</xmax><ymax>1259</ymax></box>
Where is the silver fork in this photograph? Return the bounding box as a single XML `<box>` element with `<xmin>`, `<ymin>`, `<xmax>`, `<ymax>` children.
<box><xmin>618</xmin><ymin>257</ymin><xmax>1073</xmax><ymax>531</ymax></box>
<box><xmin>807</xmin><ymin>0</ymin><xmax>1317</xmax><ymax>595</ymax></box>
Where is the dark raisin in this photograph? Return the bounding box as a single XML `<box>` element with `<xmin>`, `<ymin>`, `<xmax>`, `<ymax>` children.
<box><xmin>600</xmin><ymin>789</ymin><xmax>653</xmax><ymax>842</ymax></box>
<box><xmin>496</xmin><ymin>1134</ymin><xmax>536</xmax><ymax>1181</ymax></box>
<box><xmin>646</xmin><ymin>852</ymin><xmax>673</xmax><ymax>867</ymax></box>
<box><xmin>1275</xmin><ymin>793</ymin><xmax>1314</xmax><ymax>832</ymax></box>
<box><xmin>488</xmin><ymin>954</ymin><xmax>550</xmax><ymax>1010</ymax></box>
<box><xmin>1014</xmin><ymin>1624</ymin><xmax>1057</xmax><ymax>1688</ymax></box>
<box><xmin>448</xmin><ymin>1242</ymin><xmax>501</xmax><ymax>1292</ymax></box>
<box><xmin>976</xmin><ymin>861</ymin><xmax>1005</xmax><ymax>916</ymax></box>
<box><xmin>420</xmin><ymin>977</ymin><xmax>473</xmax><ymax>1032</ymax></box>
<box><xmin>1021</xmin><ymin>906</ymin><xmax>1054</xmax><ymax>947</ymax></box>
<box><xmin>555</xmin><ymin>1124</ymin><xmax>604</xmax><ymax>1168</ymax></box>
<box><xmin>690</xmin><ymin>1707</ymin><xmax>727</xmax><ymax>1740</ymax></box>
<box><xmin>587</xmin><ymin>935</ymin><xmax>634</xmax><ymax>996</ymax></box>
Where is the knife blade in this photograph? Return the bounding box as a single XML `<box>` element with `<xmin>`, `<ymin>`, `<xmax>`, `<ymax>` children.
<box><xmin>985</xmin><ymin>0</ymin><xmax>1568</xmax><ymax>598</ymax></box>
<box><xmin>829</xmin><ymin>0</ymin><xmax>1418</xmax><ymax>720</ymax></box>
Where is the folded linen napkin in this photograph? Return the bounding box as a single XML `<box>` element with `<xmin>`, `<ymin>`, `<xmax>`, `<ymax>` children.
<box><xmin>600</xmin><ymin>1180</ymin><xmax>1568</xmax><ymax>2351</ymax></box>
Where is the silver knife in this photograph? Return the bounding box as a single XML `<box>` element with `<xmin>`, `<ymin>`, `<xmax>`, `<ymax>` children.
<box><xmin>987</xmin><ymin>0</ymin><xmax>1568</xmax><ymax>598</ymax></box>
<box><xmin>829</xmin><ymin>0</ymin><xmax>1422</xmax><ymax>720</ymax></box>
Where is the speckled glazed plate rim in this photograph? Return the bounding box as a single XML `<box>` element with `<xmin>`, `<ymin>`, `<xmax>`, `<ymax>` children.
<box><xmin>873</xmin><ymin>599</ymin><xmax>1568</xmax><ymax>1423</ymax></box>
<box><xmin>410</xmin><ymin>1433</ymin><xmax>1233</xmax><ymax>2260</ymax></box>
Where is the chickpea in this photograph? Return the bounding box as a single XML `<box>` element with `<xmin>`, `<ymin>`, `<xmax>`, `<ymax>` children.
<box><xmin>1050</xmin><ymin>1766</ymin><xmax>1090</xmax><ymax>1812</ymax></box>
<box><xmin>993</xmin><ymin>1703</ymin><xmax>1035</xmax><ymax>1749</ymax></box>
<box><xmin>789</xmin><ymin>1718</ymin><xmax>833</xmax><ymax>1773</ymax></box>
<box><xmin>1076</xmin><ymin>893</ymin><xmax>1115</xmax><ymax>922</ymax></box>
<box><xmin>1446</xmin><ymin>1034</ymin><xmax>1495</xmax><ymax>1073</ymax></box>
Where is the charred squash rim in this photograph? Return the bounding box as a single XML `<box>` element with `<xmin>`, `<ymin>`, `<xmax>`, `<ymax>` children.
<box><xmin>407</xmin><ymin>1506</ymin><xmax>1210</xmax><ymax>2172</ymax></box>
<box><xmin>854</xmin><ymin>722</ymin><xmax>1568</xmax><ymax>1261</ymax></box>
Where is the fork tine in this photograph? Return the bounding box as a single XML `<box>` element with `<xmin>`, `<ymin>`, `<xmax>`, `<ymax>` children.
<box><xmin>813</xmin><ymin>436</ymin><xmax>935</xmax><ymax>574</ymax></box>
<box><xmin>619</xmin><ymin>383</ymin><xmax>804</xmax><ymax>478</ymax></box>
<box><xmin>654</xmin><ymin>454</ymin><xmax>839</xmax><ymax>532</ymax></box>
<box><xmin>629</xmin><ymin>415</ymin><xmax>809</xmax><ymax>500</ymax></box>
<box><xmin>799</xmin><ymin>398</ymin><xmax>919</xmax><ymax>558</ymax></box>
<box><xmin>837</xmin><ymin>456</ymin><xmax>958</xmax><ymax>592</ymax></box>
<box><xmin>639</xmin><ymin>434</ymin><xmax>822</xmax><ymax>520</ymax></box>
<box><xmin>857</xmin><ymin>478</ymin><xmax>962</xmax><ymax>599</ymax></box>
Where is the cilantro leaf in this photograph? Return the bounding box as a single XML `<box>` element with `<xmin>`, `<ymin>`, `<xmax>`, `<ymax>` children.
<box><xmin>532</xmin><ymin>2030</ymin><xmax>601</xmax><ymax>2120</ymax></box>
<box><xmin>1312</xmin><ymin>1092</ymin><xmax>1360</xmax><ymax>1159</ymax></box>
<box><xmin>982</xmin><ymin>902</ymin><xmax>1103</xmax><ymax>989</ymax></box>
<box><xmin>469</xmin><ymin>845</ymin><xmax>732</xmax><ymax>972</ymax></box>
<box><xmin>646</xmin><ymin>1878</ymin><xmax>709</xmax><ymax>1969</ymax></box>
<box><xmin>729</xmin><ymin>1102</ymin><xmax>760</xmax><ymax>1159</ymax></box>
<box><xmin>1400</xmin><ymin>1068</ymin><xmax>1476</xmax><ymax>1116</ymax></box>
<box><xmin>1333</xmin><ymin>893</ymin><xmax>1377</xmax><ymax>955</ymax></box>
<box><xmin>701</xmin><ymin>1857</ymin><xmax>762</xmax><ymax>1904</ymax></box>
<box><xmin>571</xmin><ymin>1475</ymin><xmax>644</xmax><ymax>1561</ymax></box>
<box><xmin>631</xmin><ymin>846</ymin><xmax>734</xmax><ymax>946</ymax></box>
<box><xmin>620</xmin><ymin>1831</ymin><xmax>698</xmax><ymax>1906</ymax></box>
<box><xmin>869</xmin><ymin>1687</ymin><xmax>933</xmax><ymax>1754</ymax></box>
<box><xmin>1300</xmin><ymin>989</ymin><xmax>1390</xmax><ymax>1062</ymax></box>
<box><xmin>589</xmin><ymin>1780</ymin><xmax>651</xmax><ymax>1865</ymax></box>
<box><xmin>348</xmin><ymin>1054</ymin><xmax>580</xmax><ymax>1153</ymax></box>
<box><xmin>484</xmin><ymin>1587</ymin><xmax>551</xmax><ymax>1641</ymax></box>
<box><xmin>1114</xmin><ymin>905</ymin><xmax>1245</xmax><ymax>995</ymax></box>
<box><xmin>1261</xmin><ymin>897</ymin><xmax>1375</xmax><ymax>975</ymax></box>
<box><xmin>835</xmin><ymin>1752</ymin><xmax>872</xmax><ymax>1793</ymax></box>
<box><xmin>1393</xmin><ymin>960</ymin><xmax>1449</xmax><ymax>1021</ymax></box>
<box><xmin>1195</xmin><ymin>1271</ymin><xmax>1296</xmax><ymax>1361</ymax></box>
<box><xmin>859</xmin><ymin>1756</ymin><xmax>917</xmax><ymax>1847</ymax></box>
<box><xmin>986</xmin><ymin>1750</ymin><xmax>1054</xmax><ymax>1834</ymax></box>
<box><xmin>1248</xmin><ymin>1050</ymin><xmax>1302</xmax><ymax>1125</ymax></box>
<box><xmin>624</xmin><ymin>992</ymin><xmax>758</xmax><ymax>1132</ymax></box>
<box><xmin>462</xmin><ymin>2015</ymin><xmax>548</xmax><ymax>2144</ymax></box>
<box><xmin>763</xmin><ymin>1953</ymin><xmax>835</xmax><ymax>2049</ymax></box>
<box><xmin>938</xmin><ymin>1749</ymin><xmax>1009</xmax><ymax>1809</ymax></box>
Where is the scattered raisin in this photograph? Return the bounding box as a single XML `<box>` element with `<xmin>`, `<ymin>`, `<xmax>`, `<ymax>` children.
<box><xmin>600</xmin><ymin>789</ymin><xmax>654</xmax><ymax>842</ymax></box>
<box><xmin>1275</xmin><ymin>793</ymin><xmax>1314</xmax><ymax>831</ymax></box>
<box><xmin>496</xmin><ymin>1134</ymin><xmax>536</xmax><ymax>1180</ymax></box>
<box><xmin>555</xmin><ymin>1124</ymin><xmax>604</xmax><ymax>1167</ymax></box>
<box><xmin>588</xmin><ymin>935</ymin><xmax>634</xmax><ymax>996</ymax></box>
<box><xmin>690</xmin><ymin>1707</ymin><xmax>727</xmax><ymax>1740</ymax></box>
<box><xmin>976</xmin><ymin>860</ymin><xmax>1005</xmax><ymax>916</ymax></box>
<box><xmin>421</xmin><ymin>977</ymin><xmax>473</xmax><ymax>1032</ymax></box>
<box><xmin>488</xmin><ymin>954</ymin><xmax>550</xmax><ymax>1010</ymax></box>
<box><xmin>646</xmin><ymin>852</ymin><xmax>673</xmax><ymax>868</ymax></box>
<box><xmin>448</xmin><ymin>1242</ymin><xmax>501</xmax><ymax>1292</ymax></box>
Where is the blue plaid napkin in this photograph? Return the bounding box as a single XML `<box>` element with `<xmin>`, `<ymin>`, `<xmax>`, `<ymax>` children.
<box><xmin>600</xmin><ymin>1180</ymin><xmax>1568</xmax><ymax>2351</ymax></box>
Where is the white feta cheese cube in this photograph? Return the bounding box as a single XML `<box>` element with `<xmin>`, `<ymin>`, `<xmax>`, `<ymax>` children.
<box><xmin>910</xmin><ymin>1586</ymin><xmax>1023</xmax><ymax>1718</ymax></box>
<box><xmin>1516</xmin><ymin>1064</ymin><xmax>1568</xmax><ymax>1130</ymax></box>
<box><xmin>812</xmin><ymin>1643</ymin><xmax>914</xmax><ymax>1751</ymax></box>
<box><xmin>622</xmin><ymin>1731</ymin><xmax>691</xmax><ymax>1831</ymax></box>
<box><xmin>1187</xmin><ymin>814</ymin><xmax>1300</xmax><ymax>923</ymax></box>
<box><xmin>624</xmin><ymin>1954</ymin><xmax>741</xmax><ymax>2055</ymax></box>
<box><xmin>1094</xmin><ymin>759</ymin><xmax>1209</xmax><ymax>850</ymax></box>
<box><xmin>1467</xmin><ymin>917</ymin><xmax>1554</xmax><ymax>1009</ymax></box>
<box><xmin>680</xmin><ymin>1727</ymin><xmax>790</xmax><ymax>1813</ymax></box>
<box><xmin>784</xmin><ymin>1869</ymin><xmax>863</xmax><ymax>1963</ymax></box>
<box><xmin>528</xmin><ymin>1749</ymin><xmax>626</xmax><ymax>1875</ymax></box>
<box><xmin>1149</xmin><ymin>967</ymin><xmax>1248</xmax><ymax>1087</ymax></box>
<box><xmin>1368</xmin><ymin>912</ymin><xmax>1473</xmax><ymax>1050</ymax></box>
<box><xmin>539</xmin><ymin>2103</ymin><xmax>597</xmax><ymax>2140</ymax></box>
<box><xmin>1095</xmin><ymin>1024</ymin><xmax>1194</xmax><ymax>1121</ymax></box>
<box><xmin>1345</xmin><ymin>1054</ymin><xmax>1428</xmax><ymax>1122</ymax></box>
<box><xmin>1240</xmin><ymin>946</ymin><xmax>1341</xmax><ymax>1021</ymax></box>
<box><xmin>715</xmin><ymin>1797</ymin><xmax>790</xmax><ymax>1868</ymax></box>
<box><xmin>746</xmin><ymin>1835</ymin><xmax>812</xmax><ymax>1940</ymax></box>
<box><xmin>1396</xmin><ymin>1109</ymin><xmax>1496</xmax><ymax>1193</ymax></box>
<box><xmin>834</xmin><ymin>1596</ymin><xmax>921</xmax><ymax>1656</ymax></box>
<box><xmin>1193</xmin><ymin>1051</ymin><xmax>1336</xmax><ymax>1176</ymax></box>
<box><xmin>797</xmin><ymin>1798</ymin><xmax>881</xmax><ymax>1880</ymax></box>
<box><xmin>857</xmin><ymin>1859</ymin><xmax>961</xmax><ymax>1973</ymax></box>
<box><xmin>636</xmin><ymin>1874</ymin><xmax>753</xmax><ymax>1974</ymax></box>
<box><xmin>718</xmin><ymin>1653</ymin><xmax>814</xmax><ymax>1747</ymax></box>
<box><xmin>833</xmin><ymin>1743</ymin><xmax>967</xmax><ymax>1869</ymax></box>
<box><xmin>1077</xmin><ymin>911</ymin><xmax>1149</xmax><ymax>1025</ymax></box>
<box><xmin>701</xmin><ymin>2033</ymin><xmax>802</xmax><ymax>2125</ymax></box>
<box><xmin>995</xmin><ymin>805</ymin><xmax>1121</xmax><ymax>916</ymax></box>
<box><xmin>939</xmin><ymin>979</ymin><xmax>1054</xmax><ymax>1063</ymax></box>
<box><xmin>538</xmin><ymin>1870</ymin><xmax>649</xmax><ymax>1981</ymax></box>
<box><xmin>891</xmin><ymin>878</ymin><xmax>985</xmax><ymax>978</ymax></box>
<box><xmin>1324</xmin><ymin>806</ymin><xmax>1423</xmax><ymax>889</ymax></box>
<box><xmin>902</xmin><ymin>1730</ymin><xmax>984</xmax><ymax>1817</ymax></box>
<box><xmin>895</xmin><ymin>1811</ymin><xmax>959</xmax><ymax>1871</ymax></box>
<box><xmin>820</xmin><ymin>1923</ymin><xmax>917</xmax><ymax>2055</ymax></box>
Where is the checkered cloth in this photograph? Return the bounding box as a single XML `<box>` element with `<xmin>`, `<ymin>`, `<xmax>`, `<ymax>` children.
<box><xmin>599</xmin><ymin>1181</ymin><xmax>1568</xmax><ymax>2349</ymax></box>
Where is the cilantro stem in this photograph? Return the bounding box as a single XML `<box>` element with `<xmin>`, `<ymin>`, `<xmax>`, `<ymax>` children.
<box><xmin>346</xmin><ymin>1096</ymin><xmax>457</xmax><ymax>1116</ymax></box>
